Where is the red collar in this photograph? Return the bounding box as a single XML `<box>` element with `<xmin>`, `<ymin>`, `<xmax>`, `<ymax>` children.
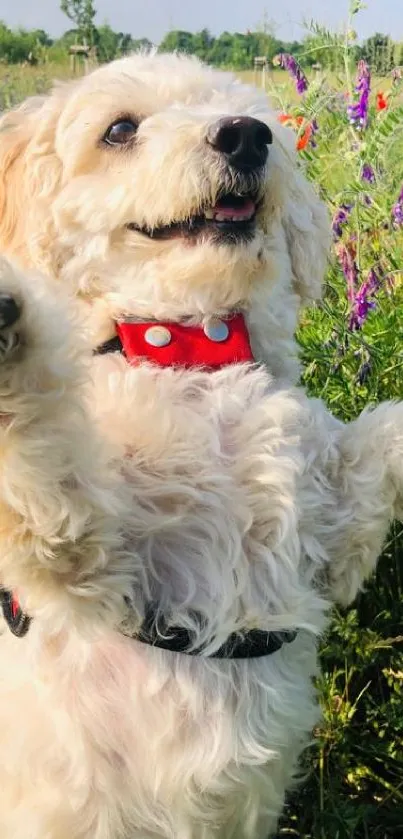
<box><xmin>111</xmin><ymin>313</ymin><xmax>254</xmax><ymax>370</ymax></box>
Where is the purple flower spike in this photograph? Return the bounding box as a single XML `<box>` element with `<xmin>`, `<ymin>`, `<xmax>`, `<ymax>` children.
<box><xmin>392</xmin><ymin>186</ymin><xmax>403</xmax><ymax>227</ymax></box>
<box><xmin>361</xmin><ymin>163</ymin><xmax>375</xmax><ymax>184</ymax></box>
<box><xmin>310</xmin><ymin>118</ymin><xmax>319</xmax><ymax>148</ymax></box>
<box><xmin>332</xmin><ymin>204</ymin><xmax>353</xmax><ymax>240</ymax></box>
<box><xmin>348</xmin><ymin>267</ymin><xmax>383</xmax><ymax>332</ymax></box>
<box><xmin>357</xmin><ymin>359</ymin><xmax>372</xmax><ymax>385</ymax></box>
<box><xmin>336</xmin><ymin>246</ymin><xmax>385</xmax><ymax>331</ymax></box>
<box><xmin>347</xmin><ymin>60</ymin><xmax>371</xmax><ymax>130</ymax></box>
<box><xmin>337</xmin><ymin>243</ymin><xmax>359</xmax><ymax>309</ymax></box>
<box><xmin>276</xmin><ymin>53</ymin><xmax>308</xmax><ymax>95</ymax></box>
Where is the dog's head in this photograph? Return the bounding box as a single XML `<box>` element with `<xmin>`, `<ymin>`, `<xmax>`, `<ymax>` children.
<box><xmin>0</xmin><ymin>52</ymin><xmax>330</xmax><ymax>353</ymax></box>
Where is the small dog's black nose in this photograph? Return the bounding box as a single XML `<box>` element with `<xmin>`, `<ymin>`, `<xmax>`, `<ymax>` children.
<box><xmin>206</xmin><ymin>116</ymin><xmax>272</xmax><ymax>170</ymax></box>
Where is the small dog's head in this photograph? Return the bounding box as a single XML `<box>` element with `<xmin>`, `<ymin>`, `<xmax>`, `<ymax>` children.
<box><xmin>0</xmin><ymin>52</ymin><xmax>330</xmax><ymax>347</ymax></box>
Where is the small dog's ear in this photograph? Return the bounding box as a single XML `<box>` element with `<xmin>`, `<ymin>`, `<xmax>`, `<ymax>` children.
<box><xmin>283</xmin><ymin>167</ymin><xmax>331</xmax><ymax>306</ymax></box>
<box><xmin>0</xmin><ymin>101</ymin><xmax>35</xmax><ymax>255</ymax></box>
<box><xmin>0</xmin><ymin>94</ymin><xmax>63</xmax><ymax>267</ymax></box>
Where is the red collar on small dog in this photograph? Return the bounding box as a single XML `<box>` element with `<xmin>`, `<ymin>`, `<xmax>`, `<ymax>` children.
<box><xmin>96</xmin><ymin>313</ymin><xmax>254</xmax><ymax>369</ymax></box>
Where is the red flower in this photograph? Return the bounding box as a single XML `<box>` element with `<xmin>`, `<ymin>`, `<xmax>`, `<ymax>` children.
<box><xmin>277</xmin><ymin>113</ymin><xmax>294</xmax><ymax>125</ymax></box>
<box><xmin>277</xmin><ymin>113</ymin><xmax>312</xmax><ymax>151</ymax></box>
<box><xmin>376</xmin><ymin>91</ymin><xmax>388</xmax><ymax>111</ymax></box>
<box><xmin>296</xmin><ymin>123</ymin><xmax>312</xmax><ymax>150</ymax></box>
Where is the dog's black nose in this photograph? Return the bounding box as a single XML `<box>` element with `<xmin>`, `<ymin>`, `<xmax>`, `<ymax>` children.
<box><xmin>206</xmin><ymin>116</ymin><xmax>272</xmax><ymax>170</ymax></box>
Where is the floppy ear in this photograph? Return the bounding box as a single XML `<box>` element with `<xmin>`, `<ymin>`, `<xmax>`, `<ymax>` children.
<box><xmin>0</xmin><ymin>100</ymin><xmax>37</xmax><ymax>258</ymax></box>
<box><xmin>0</xmin><ymin>93</ymin><xmax>64</xmax><ymax>271</ymax></box>
<box><xmin>283</xmin><ymin>166</ymin><xmax>331</xmax><ymax>305</ymax></box>
<box><xmin>241</xmin><ymin>89</ymin><xmax>332</xmax><ymax>306</ymax></box>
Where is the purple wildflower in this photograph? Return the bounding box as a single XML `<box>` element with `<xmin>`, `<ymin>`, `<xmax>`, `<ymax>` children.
<box><xmin>337</xmin><ymin>243</ymin><xmax>359</xmax><ymax>310</ymax></box>
<box><xmin>357</xmin><ymin>359</ymin><xmax>372</xmax><ymax>385</ymax></box>
<box><xmin>332</xmin><ymin>204</ymin><xmax>353</xmax><ymax>240</ymax></box>
<box><xmin>392</xmin><ymin>186</ymin><xmax>403</xmax><ymax>226</ymax></box>
<box><xmin>361</xmin><ymin>163</ymin><xmax>375</xmax><ymax>184</ymax></box>
<box><xmin>348</xmin><ymin>267</ymin><xmax>383</xmax><ymax>331</ymax></box>
<box><xmin>310</xmin><ymin>118</ymin><xmax>319</xmax><ymax>148</ymax></box>
<box><xmin>347</xmin><ymin>60</ymin><xmax>371</xmax><ymax>130</ymax></box>
<box><xmin>276</xmin><ymin>53</ymin><xmax>308</xmax><ymax>95</ymax></box>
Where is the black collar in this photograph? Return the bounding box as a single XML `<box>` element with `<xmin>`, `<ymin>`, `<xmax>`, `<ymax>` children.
<box><xmin>94</xmin><ymin>335</ymin><xmax>123</xmax><ymax>355</ymax></box>
<box><xmin>0</xmin><ymin>589</ymin><xmax>31</xmax><ymax>638</ymax></box>
<box><xmin>123</xmin><ymin>605</ymin><xmax>297</xmax><ymax>658</ymax></box>
<box><xmin>0</xmin><ymin>589</ymin><xmax>297</xmax><ymax>658</ymax></box>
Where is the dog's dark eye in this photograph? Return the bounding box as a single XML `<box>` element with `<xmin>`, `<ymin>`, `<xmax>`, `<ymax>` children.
<box><xmin>103</xmin><ymin>119</ymin><xmax>138</xmax><ymax>146</ymax></box>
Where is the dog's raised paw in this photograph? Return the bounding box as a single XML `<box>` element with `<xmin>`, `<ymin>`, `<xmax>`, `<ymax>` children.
<box><xmin>0</xmin><ymin>293</ymin><xmax>22</xmax><ymax>361</ymax></box>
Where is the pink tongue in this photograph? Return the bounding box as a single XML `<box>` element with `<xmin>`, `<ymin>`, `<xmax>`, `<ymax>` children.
<box><xmin>213</xmin><ymin>198</ymin><xmax>255</xmax><ymax>219</ymax></box>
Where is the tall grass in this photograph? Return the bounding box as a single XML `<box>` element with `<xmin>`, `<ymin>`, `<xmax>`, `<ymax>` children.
<box><xmin>268</xmin><ymin>29</ymin><xmax>403</xmax><ymax>839</ymax></box>
<box><xmin>0</xmin><ymin>62</ymin><xmax>78</xmax><ymax>108</ymax></box>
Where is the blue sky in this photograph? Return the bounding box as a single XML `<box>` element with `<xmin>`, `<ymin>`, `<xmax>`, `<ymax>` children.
<box><xmin>0</xmin><ymin>0</ymin><xmax>401</xmax><ymax>43</ymax></box>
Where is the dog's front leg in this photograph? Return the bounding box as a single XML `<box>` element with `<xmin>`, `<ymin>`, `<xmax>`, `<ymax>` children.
<box><xmin>311</xmin><ymin>400</ymin><xmax>403</xmax><ymax>607</ymax></box>
<box><xmin>0</xmin><ymin>258</ymin><xmax>130</xmax><ymax>630</ymax></box>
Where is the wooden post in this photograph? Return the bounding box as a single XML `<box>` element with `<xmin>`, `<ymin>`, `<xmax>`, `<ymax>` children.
<box><xmin>254</xmin><ymin>57</ymin><xmax>268</xmax><ymax>89</ymax></box>
<box><xmin>68</xmin><ymin>44</ymin><xmax>97</xmax><ymax>75</ymax></box>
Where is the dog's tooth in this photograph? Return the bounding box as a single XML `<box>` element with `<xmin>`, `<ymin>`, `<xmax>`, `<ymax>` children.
<box><xmin>204</xmin><ymin>209</ymin><xmax>214</xmax><ymax>220</ymax></box>
<box><xmin>214</xmin><ymin>213</ymin><xmax>226</xmax><ymax>222</ymax></box>
<box><xmin>238</xmin><ymin>210</ymin><xmax>254</xmax><ymax>221</ymax></box>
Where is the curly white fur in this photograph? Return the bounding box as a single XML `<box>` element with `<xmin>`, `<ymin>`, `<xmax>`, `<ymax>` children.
<box><xmin>0</xmin><ymin>52</ymin><xmax>401</xmax><ymax>839</ymax></box>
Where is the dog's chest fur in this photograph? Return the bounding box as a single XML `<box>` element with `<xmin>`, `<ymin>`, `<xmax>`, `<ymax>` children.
<box><xmin>0</xmin><ymin>358</ymin><xmax>329</xmax><ymax>838</ymax></box>
<box><xmin>66</xmin><ymin>350</ymin><xmax>326</xmax><ymax>836</ymax></box>
<box><xmin>90</xmin><ymin>354</ymin><xmax>327</xmax><ymax>640</ymax></box>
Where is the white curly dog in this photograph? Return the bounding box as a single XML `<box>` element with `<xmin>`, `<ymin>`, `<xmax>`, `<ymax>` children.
<box><xmin>0</xmin><ymin>52</ymin><xmax>401</xmax><ymax>839</ymax></box>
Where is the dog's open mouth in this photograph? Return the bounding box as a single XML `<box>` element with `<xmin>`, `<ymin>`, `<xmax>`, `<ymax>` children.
<box><xmin>127</xmin><ymin>192</ymin><xmax>260</xmax><ymax>243</ymax></box>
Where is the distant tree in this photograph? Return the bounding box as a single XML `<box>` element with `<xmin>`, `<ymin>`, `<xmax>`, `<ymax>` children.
<box><xmin>255</xmin><ymin>32</ymin><xmax>284</xmax><ymax>62</ymax></box>
<box><xmin>0</xmin><ymin>21</ymin><xmax>48</xmax><ymax>63</ymax></box>
<box><xmin>285</xmin><ymin>40</ymin><xmax>304</xmax><ymax>58</ymax></box>
<box><xmin>395</xmin><ymin>41</ymin><xmax>403</xmax><ymax>69</ymax></box>
<box><xmin>157</xmin><ymin>28</ymin><xmax>287</xmax><ymax>70</ymax></box>
<box><xmin>94</xmin><ymin>23</ymin><xmax>119</xmax><ymax>61</ymax></box>
<box><xmin>158</xmin><ymin>30</ymin><xmax>195</xmax><ymax>54</ymax></box>
<box><xmin>360</xmin><ymin>33</ymin><xmax>395</xmax><ymax>75</ymax></box>
<box><xmin>56</xmin><ymin>27</ymin><xmax>81</xmax><ymax>47</ymax></box>
<box><xmin>94</xmin><ymin>25</ymin><xmax>149</xmax><ymax>62</ymax></box>
<box><xmin>0</xmin><ymin>17</ymin><xmax>401</xmax><ymax>74</ymax></box>
<box><xmin>129</xmin><ymin>37</ymin><xmax>153</xmax><ymax>53</ymax></box>
<box><xmin>31</xmin><ymin>29</ymin><xmax>53</xmax><ymax>47</ymax></box>
<box><xmin>60</xmin><ymin>0</ymin><xmax>97</xmax><ymax>46</ymax></box>
<box><xmin>226</xmin><ymin>33</ymin><xmax>250</xmax><ymax>68</ymax></box>
<box><xmin>191</xmin><ymin>28</ymin><xmax>213</xmax><ymax>61</ymax></box>
<box><xmin>208</xmin><ymin>32</ymin><xmax>236</xmax><ymax>67</ymax></box>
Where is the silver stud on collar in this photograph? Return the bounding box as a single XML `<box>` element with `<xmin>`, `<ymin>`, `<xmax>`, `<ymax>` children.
<box><xmin>144</xmin><ymin>326</ymin><xmax>172</xmax><ymax>347</ymax></box>
<box><xmin>203</xmin><ymin>318</ymin><xmax>229</xmax><ymax>343</ymax></box>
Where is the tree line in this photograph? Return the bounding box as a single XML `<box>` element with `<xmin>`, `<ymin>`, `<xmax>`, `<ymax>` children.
<box><xmin>0</xmin><ymin>16</ymin><xmax>401</xmax><ymax>75</ymax></box>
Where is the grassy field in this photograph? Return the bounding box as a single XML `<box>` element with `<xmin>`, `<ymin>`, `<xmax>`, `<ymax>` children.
<box><xmin>0</xmin><ymin>61</ymin><xmax>395</xmax><ymax>108</ymax></box>
<box><xmin>0</xmin><ymin>57</ymin><xmax>403</xmax><ymax>838</ymax></box>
